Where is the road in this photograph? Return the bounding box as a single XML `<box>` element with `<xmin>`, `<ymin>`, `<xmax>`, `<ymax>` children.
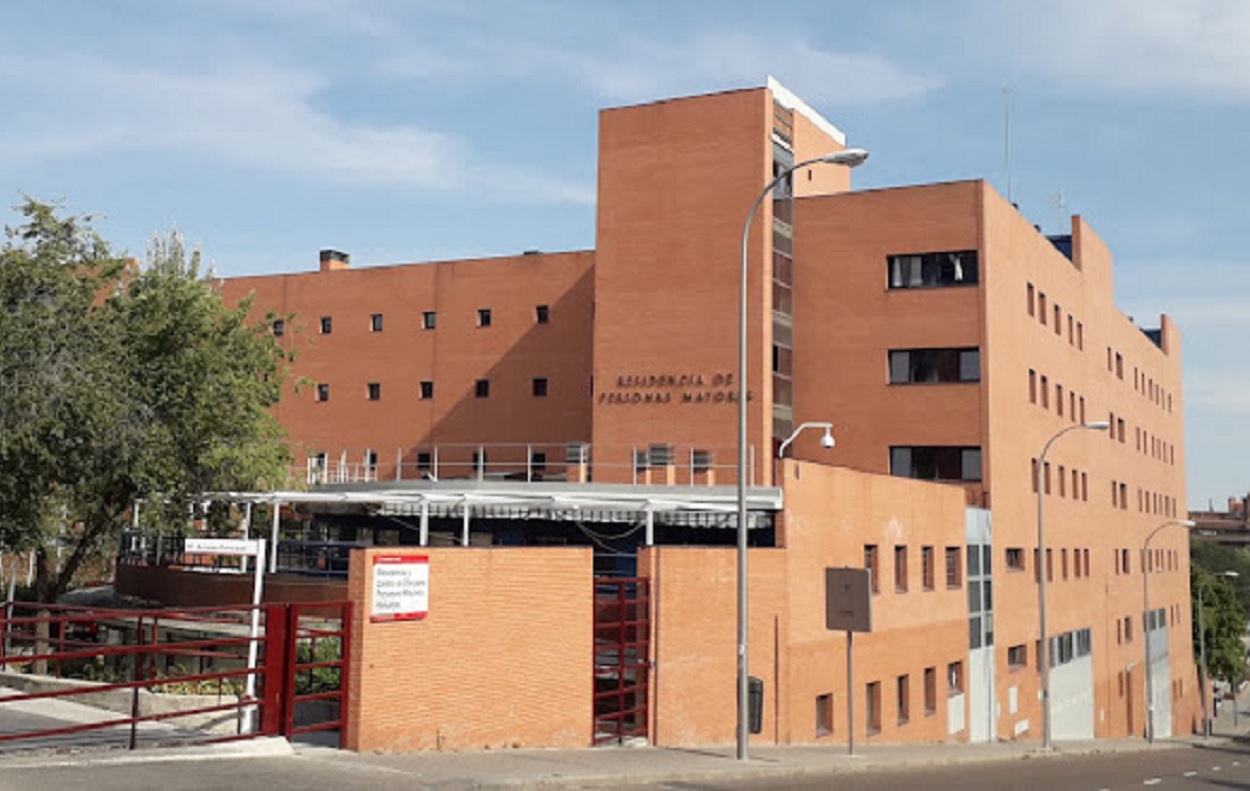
<box><xmin>3</xmin><ymin>742</ymin><xmax>1250</xmax><ymax>791</ymax></box>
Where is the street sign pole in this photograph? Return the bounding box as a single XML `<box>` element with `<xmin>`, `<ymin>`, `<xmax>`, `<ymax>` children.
<box><xmin>847</xmin><ymin>629</ymin><xmax>854</xmax><ymax>756</ymax></box>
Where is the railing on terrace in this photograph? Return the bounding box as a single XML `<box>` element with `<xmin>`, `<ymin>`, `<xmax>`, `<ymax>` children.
<box><xmin>300</xmin><ymin>442</ymin><xmax>763</xmax><ymax>488</ymax></box>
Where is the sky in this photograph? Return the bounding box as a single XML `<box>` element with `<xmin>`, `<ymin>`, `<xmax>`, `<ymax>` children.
<box><xmin>2</xmin><ymin>0</ymin><xmax>1246</xmax><ymax>509</ymax></box>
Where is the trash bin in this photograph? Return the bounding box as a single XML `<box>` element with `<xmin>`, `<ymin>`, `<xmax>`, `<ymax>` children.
<box><xmin>748</xmin><ymin>676</ymin><xmax>764</xmax><ymax>734</ymax></box>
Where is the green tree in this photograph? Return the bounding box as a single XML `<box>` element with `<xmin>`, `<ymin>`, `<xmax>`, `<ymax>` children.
<box><xmin>1192</xmin><ymin>567</ymin><xmax>1248</xmax><ymax>692</ymax></box>
<box><xmin>0</xmin><ymin>200</ymin><xmax>292</xmax><ymax>602</ymax></box>
<box><xmin>1191</xmin><ymin>541</ymin><xmax>1250</xmax><ymax>614</ymax></box>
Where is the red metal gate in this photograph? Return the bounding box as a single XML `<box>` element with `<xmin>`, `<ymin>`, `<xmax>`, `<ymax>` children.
<box><xmin>0</xmin><ymin>600</ymin><xmax>351</xmax><ymax>753</ymax></box>
<box><xmin>593</xmin><ymin>577</ymin><xmax>649</xmax><ymax>745</ymax></box>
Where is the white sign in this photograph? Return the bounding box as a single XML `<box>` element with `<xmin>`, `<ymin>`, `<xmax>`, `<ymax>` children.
<box><xmin>185</xmin><ymin>538</ymin><xmax>264</xmax><ymax>556</ymax></box>
<box><xmin>371</xmin><ymin>554</ymin><xmax>430</xmax><ymax>622</ymax></box>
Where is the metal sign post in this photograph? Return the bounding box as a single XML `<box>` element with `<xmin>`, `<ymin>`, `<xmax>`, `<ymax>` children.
<box><xmin>825</xmin><ymin>567</ymin><xmax>872</xmax><ymax>756</ymax></box>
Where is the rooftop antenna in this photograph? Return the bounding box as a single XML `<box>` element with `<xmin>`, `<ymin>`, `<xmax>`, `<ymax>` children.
<box><xmin>1002</xmin><ymin>84</ymin><xmax>1013</xmax><ymax>204</ymax></box>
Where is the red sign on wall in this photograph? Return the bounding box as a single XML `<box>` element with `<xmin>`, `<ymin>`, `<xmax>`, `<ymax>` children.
<box><xmin>370</xmin><ymin>554</ymin><xmax>430</xmax><ymax>622</ymax></box>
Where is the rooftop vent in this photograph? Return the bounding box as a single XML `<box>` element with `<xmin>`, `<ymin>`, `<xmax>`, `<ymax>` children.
<box><xmin>522</xmin><ymin>249</ymin><xmax>541</xmax><ymax>256</ymax></box>
<box><xmin>319</xmin><ymin>249</ymin><xmax>350</xmax><ymax>272</ymax></box>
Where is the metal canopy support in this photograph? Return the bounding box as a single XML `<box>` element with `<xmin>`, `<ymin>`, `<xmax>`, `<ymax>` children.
<box><xmin>462</xmin><ymin>504</ymin><xmax>471</xmax><ymax>547</ymax></box>
<box><xmin>240</xmin><ymin>502</ymin><xmax>252</xmax><ymax>574</ymax></box>
<box><xmin>419</xmin><ymin>499</ymin><xmax>429</xmax><ymax>547</ymax></box>
<box><xmin>269</xmin><ymin>500</ymin><xmax>281</xmax><ymax>574</ymax></box>
<box><xmin>645</xmin><ymin>508</ymin><xmax>655</xmax><ymax>547</ymax></box>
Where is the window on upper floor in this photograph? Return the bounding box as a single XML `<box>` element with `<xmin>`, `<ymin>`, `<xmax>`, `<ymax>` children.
<box><xmin>887</xmin><ymin>250</ymin><xmax>978</xmax><ymax>289</ymax></box>
<box><xmin>422</xmin><ymin>311</ymin><xmax>436</xmax><ymax>330</ymax></box>
<box><xmin>535</xmin><ymin>304</ymin><xmax>550</xmax><ymax>325</ymax></box>
<box><xmin>889</xmin><ymin>348</ymin><xmax>980</xmax><ymax>384</ymax></box>
<box><xmin>272</xmin><ymin>318</ymin><xmax>285</xmax><ymax>337</ymax></box>
<box><xmin>316</xmin><ymin>383</ymin><xmax>330</xmax><ymax>402</ymax></box>
<box><xmin>890</xmin><ymin>446</ymin><xmax>982</xmax><ymax>482</ymax></box>
<box><xmin>320</xmin><ymin>316</ymin><xmax>332</xmax><ymax>334</ymax></box>
<box><xmin>477</xmin><ymin>308</ymin><xmax>492</xmax><ymax>328</ymax></box>
<box><xmin>1006</xmin><ymin>548</ymin><xmax>1025</xmax><ymax>571</ymax></box>
<box><xmin>419</xmin><ymin>381</ymin><xmax>434</xmax><ymax>400</ymax></box>
<box><xmin>475</xmin><ymin>379</ymin><xmax>490</xmax><ymax>398</ymax></box>
<box><xmin>532</xmin><ymin>377</ymin><xmax>548</xmax><ymax>397</ymax></box>
<box><xmin>864</xmin><ymin>544</ymin><xmax>880</xmax><ymax>594</ymax></box>
<box><xmin>367</xmin><ymin>382</ymin><xmax>381</xmax><ymax>401</ymax></box>
<box><xmin>370</xmin><ymin>313</ymin><xmax>383</xmax><ymax>332</ymax></box>
<box><xmin>1027</xmin><ymin>283</ymin><xmax>1035</xmax><ymax>316</ymax></box>
<box><xmin>894</xmin><ymin>545</ymin><xmax>909</xmax><ymax>592</ymax></box>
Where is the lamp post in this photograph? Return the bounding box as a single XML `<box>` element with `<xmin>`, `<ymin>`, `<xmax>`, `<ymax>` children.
<box><xmin>776</xmin><ymin>421</ymin><xmax>836</xmax><ymax>459</ymax></box>
<box><xmin>1036</xmin><ymin>420</ymin><xmax>1109</xmax><ymax>750</ymax></box>
<box><xmin>737</xmin><ymin>147</ymin><xmax>868</xmax><ymax>761</ymax></box>
<box><xmin>1196</xmin><ymin>569</ymin><xmax>1240</xmax><ymax>737</ymax></box>
<box><xmin>1141</xmin><ymin>519</ymin><xmax>1196</xmax><ymax>743</ymax></box>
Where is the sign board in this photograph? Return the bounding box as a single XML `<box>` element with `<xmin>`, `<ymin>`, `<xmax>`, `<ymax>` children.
<box><xmin>371</xmin><ymin>554</ymin><xmax>430</xmax><ymax>622</ymax></box>
<box><xmin>185</xmin><ymin>538</ymin><xmax>264</xmax><ymax>556</ymax></box>
<box><xmin>825</xmin><ymin>567</ymin><xmax>872</xmax><ymax>633</ymax></box>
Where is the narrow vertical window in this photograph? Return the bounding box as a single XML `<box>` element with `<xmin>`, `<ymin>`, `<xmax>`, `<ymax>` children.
<box><xmin>477</xmin><ymin>308</ymin><xmax>492</xmax><ymax>328</ymax></box>
<box><xmin>924</xmin><ymin>667</ymin><xmax>937</xmax><ymax>715</ymax></box>
<box><xmin>367</xmin><ymin>382</ymin><xmax>381</xmax><ymax>401</ymax></box>
<box><xmin>422</xmin><ymin>311</ymin><xmax>436</xmax><ymax>330</ymax></box>
<box><xmin>532</xmin><ymin>377</ymin><xmax>548</xmax><ymax>397</ymax></box>
<box><xmin>370</xmin><ymin>313</ymin><xmax>383</xmax><ymax>332</ymax></box>
<box><xmin>272</xmin><ymin>318</ymin><xmax>285</xmax><ymax>337</ymax></box>
<box><xmin>316</xmin><ymin>383</ymin><xmax>330</xmax><ymax>402</ymax></box>
<box><xmin>922</xmin><ymin>546</ymin><xmax>935</xmax><ymax>590</ymax></box>
<box><xmin>897</xmin><ymin>674</ymin><xmax>910</xmax><ymax>725</ymax></box>
<box><xmin>475</xmin><ymin>379</ymin><xmax>490</xmax><ymax>398</ymax></box>
<box><xmin>894</xmin><ymin>545</ymin><xmax>908</xmax><ymax>592</ymax></box>
<box><xmin>419</xmin><ymin>381</ymin><xmax>434</xmax><ymax>399</ymax></box>
<box><xmin>320</xmin><ymin>316</ymin><xmax>332</xmax><ymax>334</ymax></box>
<box><xmin>865</xmin><ymin>545</ymin><xmax>880</xmax><ymax>594</ymax></box>
<box><xmin>1027</xmin><ymin>283</ymin><xmax>1035</xmax><ymax>316</ymax></box>
<box><xmin>1029</xmin><ymin>369</ymin><xmax>1037</xmax><ymax>404</ymax></box>
<box><xmin>535</xmin><ymin>304</ymin><xmax>550</xmax><ymax>324</ymax></box>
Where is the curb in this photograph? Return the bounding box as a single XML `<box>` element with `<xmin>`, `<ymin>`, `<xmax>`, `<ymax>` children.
<box><xmin>0</xmin><ymin>736</ymin><xmax>294</xmax><ymax>770</ymax></box>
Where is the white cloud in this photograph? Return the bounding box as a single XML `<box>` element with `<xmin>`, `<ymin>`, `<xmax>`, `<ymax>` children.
<box><xmin>0</xmin><ymin>51</ymin><xmax>593</xmax><ymax>204</ymax></box>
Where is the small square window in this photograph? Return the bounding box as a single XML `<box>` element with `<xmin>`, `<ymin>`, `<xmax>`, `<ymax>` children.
<box><xmin>475</xmin><ymin>379</ymin><xmax>490</xmax><ymax>398</ymax></box>
<box><xmin>422</xmin><ymin>311</ymin><xmax>436</xmax><ymax>330</ymax></box>
<box><xmin>477</xmin><ymin>308</ymin><xmax>492</xmax><ymax>328</ymax></box>
<box><xmin>272</xmin><ymin>318</ymin><xmax>285</xmax><ymax>337</ymax></box>
<box><xmin>1008</xmin><ymin>644</ymin><xmax>1027</xmax><ymax>670</ymax></box>
<box><xmin>420</xmin><ymin>381</ymin><xmax>434</xmax><ymax>400</ymax></box>
<box><xmin>316</xmin><ymin>383</ymin><xmax>330</xmax><ymax>402</ymax></box>
<box><xmin>367</xmin><ymin>382</ymin><xmax>381</xmax><ymax>401</ymax></box>
<box><xmin>371</xmin><ymin>313</ymin><xmax>384</xmax><ymax>332</ymax></box>
<box><xmin>532</xmin><ymin>377</ymin><xmax>548</xmax><ymax>397</ymax></box>
<box><xmin>320</xmin><ymin>316</ymin><xmax>332</xmax><ymax>334</ymax></box>
<box><xmin>535</xmin><ymin>304</ymin><xmax>550</xmax><ymax>324</ymax></box>
<box><xmin>1006</xmin><ymin>548</ymin><xmax>1024</xmax><ymax>571</ymax></box>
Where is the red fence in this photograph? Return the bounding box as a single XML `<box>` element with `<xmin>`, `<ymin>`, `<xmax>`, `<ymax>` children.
<box><xmin>593</xmin><ymin>578</ymin><xmax>650</xmax><ymax>745</ymax></box>
<box><xmin>0</xmin><ymin>600</ymin><xmax>350</xmax><ymax>753</ymax></box>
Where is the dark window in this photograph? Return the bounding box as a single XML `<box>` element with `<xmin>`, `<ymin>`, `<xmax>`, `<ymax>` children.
<box><xmin>887</xmin><ymin>250</ymin><xmax>979</xmax><ymax>289</ymax></box>
<box><xmin>420</xmin><ymin>381</ymin><xmax>434</xmax><ymax>400</ymax></box>
<box><xmin>316</xmin><ymin>383</ymin><xmax>330</xmax><ymax>402</ymax></box>
<box><xmin>272</xmin><ymin>318</ymin><xmax>285</xmax><ymax>337</ymax></box>
<box><xmin>864</xmin><ymin>545</ymin><xmax>880</xmax><ymax>594</ymax></box>
<box><xmin>1008</xmin><ymin>644</ymin><xmax>1027</xmax><ymax>670</ymax></box>
<box><xmin>945</xmin><ymin>547</ymin><xmax>962</xmax><ymax>588</ymax></box>
<box><xmin>816</xmin><ymin>694</ymin><xmax>833</xmax><ymax>737</ymax></box>
<box><xmin>890</xmin><ymin>447</ymin><xmax>982</xmax><ymax>481</ymax></box>
<box><xmin>530</xmin><ymin>451</ymin><xmax>547</xmax><ymax>474</ymax></box>
<box><xmin>417</xmin><ymin>452</ymin><xmax>431</xmax><ymax>472</ymax></box>
<box><xmin>1006</xmin><ymin>548</ymin><xmax>1025</xmax><ymax>571</ymax></box>
<box><xmin>532</xmin><ymin>377</ymin><xmax>548</xmax><ymax>397</ymax></box>
<box><xmin>370</xmin><ymin>313</ymin><xmax>383</xmax><ymax>332</ymax></box>
<box><xmin>422</xmin><ymin>311</ymin><xmax>436</xmax><ymax>330</ymax></box>
<box><xmin>922</xmin><ymin>546</ymin><xmax>935</xmax><ymax>590</ymax></box>
<box><xmin>475</xmin><ymin>379</ymin><xmax>490</xmax><ymax>398</ymax></box>
<box><xmin>867</xmin><ymin>682</ymin><xmax>882</xmax><ymax>735</ymax></box>
<box><xmin>535</xmin><ymin>304</ymin><xmax>550</xmax><ymax>324</ymax></box>
<box><xmin>888</xmin><ymin>348</ymin><xmax>979</xmax><ymax>384</ymax></box>
<box><xmin>367</xmin><ymin>382</ymin><xmax>381</xmax><ymax>401</ymax></box>
<box><xmin>477</xmin><ymin>308</ymin><xmax>492</xmax><ymax>328</ymax></box>
<box><xmin>320</xmin><ymin>316</ymin><xmax>332</xmax><ymax>334</ymax></box>
<box><xmin>692</xmin><ymin>449</ymin><xmax>713</xmax><ymax>473</ymax></box>
<box><xmin>924</xmin><ymin>667</ymin><xmax>937</xmax><ymax>715</ymax></box>
<box><xmin>894</xmin><ymin>545</ymin><xmax>908</xmax><ymax>592</ymax></box>
<box><xmin>897</xmin><ymin>674</ymin><xmax>910</xmax><ymax>725</ymax></box>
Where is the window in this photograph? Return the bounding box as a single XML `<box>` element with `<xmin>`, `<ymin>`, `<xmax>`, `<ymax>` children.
<box><xmin>1040</xmin><ymin>375</ymin><xmax>1049</xmax><ymax>408</ymax></box>
<box><xmin>947</xmin><ymin>662</ymin><xmax>964</xmax><ymax>696</ymax></box>
<box><xmin>272</xmin><ymin>318</ymin><xmax>285</xmax><ymax>337</ymax></box>
<box><xmin>475</xmin><ymin>379</ymin><xmax>490</xmax><ymax>398</ymax></box>
<box><xmin>887</xmin><ymin>250</ymin><xmax>978</xmax><ymax>288</ymax></box>
<box><xmin>816</xmin><ymin>694</ymin><xmax>833</xmax><ymax>737</ymax></box>
<box><xmin>1067</xmin><ymin>314</ymin><xmax>1074</xmax><ymax>344</ymax></box>
<box><xmin>320</xmin><ymin>316</ymin><xmax>332</xmax><ymax>334</ymax></box>
<box><xmin>1077</xmin><ymin>321</ymin><xmax>1084</xmax><ymax>349</ymax></box>
<box><xmin>420</xmin><ymin>381</ymin><xmax>434</xmax><ymax>400</ymax></box>
<box><xmin>1056</xmin><ymin>384</ymin><xmax>1064</xmax><ymax>417</ymax></box>
<box><xmin>365</xmin><ymin>450</ymin><xmax>378</xmax><ymax>475</ymax></box>
<box><xmin>922</xmin><ymin>546</ymin><xmax>935</xmax><ymax>590</ymax></box>
<box><xmin>864</xmin><ymin>544</ymin><xmax>880</xmax><ymax>593</ymax></box>
<box><xmin>417</xmin><ymin>451</ymin><xmax>432</xmax><ymax>473</ymax></box>
<box><xmin>945</xmin><ymin>547</ymin><xmax>962</xmax><ymax>588</ymax></box>
<box><xmin>535</xmin><ymin>304</ymin><xmax>549</xmax><ymax>324</ymax></box>
<box><xmin>1008</xmin><ymin>644</ymin><xmax>1027</xmax><ymax>670</ymax></box>
<box><xmin>422</xmin><ymin>311</ymin><xmax>436</xmax><ymax>330</ymax></box>
<box><xmin>897</xmin><ymin>674</ymin><xmax>910</xmax><ymax>725</ymax></box>
<box><xmin>924</xmin><ymin>667</ymin><xmax>937</xmax><ymax>715</ymax></box>
<box><xmin>867</xmin><ymin>682</ymin><xmax>882</xmax><ymax>735</ymax></box>
<box><xmin>1115</xmin><ymin>352</ymin><xmax>1124</xmax><ymax>379</ymax></box>
<box><xmin>367</xmin><ymin>382</ymin><xmax>381</xmax><ymax>401</ymax></box>
<box><xmin>888</xmin><ymin>348</ymin><xmax>980</xmax><ymax>383</ymax></box>
<box><xmin>1006</xmin><ymin>548</ymin><xmax>1024</xmax><ymax>571</ymax></box>
<box><xmin>1053</xmin><ymin>304</ymin><xmax>1061</xmax><ymax>335</ymax></box>
<box><xmin>370</xmin><ymin>313</ymin><xmax>383</xmax><ymax>332</ymax></box>
<box><xmin>477</xmin><ymin>308</ymin><xmax>492</xmax><ymax>328</ymax></box>
<box><xmin>1117</xmin><ymin>418</ymin><xmax>1125</xmax><ymax>443</ymax></box>
<box><xmin>532</xmin><ymin>377</ymin><xmax>548</xmax><ymax>397</ymax></box>
<box><xmin>1058</xmin><ymin>465</ymin><xmax>1066</xmax><ymax>497</ymax></box>
<box><xmin>1039</xmin><ymin>292</ymin><xmax>1048</xmax><ymax>324</ymax></box>
<box><xmin>1029</xmin><ymin>369</ymin><xmax>1037</xmax><ymax>403</ymax></box>
<box><xmin>890</xmin><ymin>446</ymin><xmax>982</xmax><ymax>481</ymax></box>
<box><xmin>1027</xmin><ymin>283</ymin><xmax>1035</xmax><ymax>316</ymax></box>
<box><xmin>894</xmin><ymin>545</ymin><xmax>908</xmax><ymax>592</ymax></box>
<box><xmin>316</xmin><ymin>383</ymin><xmax>330</xmax><ymax>402</ymax></box>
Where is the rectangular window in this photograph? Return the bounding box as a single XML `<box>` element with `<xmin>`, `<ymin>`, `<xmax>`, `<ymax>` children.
<box><xmin>865</xmin><ymin>545</ymin><xmax>880</xmax><ymax>593</ymax></box>
<box><xmin>947</xmin><ymin>662</ymin><xmax>964</xmax><ymax>696</ymax></box>
<box><xmin>316</xmin><ymin>383</ymin><xmax>330</xmax><ymax>402</ymax></box>
<box><xmin>422</xmin><ymin>311</ymin><xmax>436</xmax><ymax>330</ymax></box>
<box><xmin>272</xmin><ymin>318</ymin><xmax>285</xmax><ymax>337</ymax></box>
<box><xmin>477</xmin><ymin>308</ymin><xmax>492</xmax><ymax>328</ymax></box>
<box><xmin>1115</xmin><ymin>352</ymin><xmax>1124</xmax><ymax>379</ymax></box>
<box><xmin>1053</xmin><ymin>304</ymin><xmax>1062</xmax><ymax>335</ymax></box>
<box><xmin>1006</xmin><ymin>547</ymin><xmax>1024</xmax><ymax>571</ymax></box>
<box><xmin>1069</xmin><ymin>391</ymin><xmax>1076</xmax><ymax>421</ymax></box>
<box><xmin>1058</xmin><ymin>465</ymin><xmax>1066</xmax><ymax>497</ymax></box>
<box><xmin>1029</xmin><ymin>369</ymin><xmax>1037</xmax><ymax>403</ymax></box>
<box><xmin>922</xmin><ymin>546</ymin><xmax>935</xmax><ymax>590</ymax></box>
<box><xmin>1027</xmin><ymin>282</ymin><xmax>1035</xmax><ymax>316</ymax></box>
<box><xmin>365</xmin><ymin>450</ymin><xmax>378</xmax><ymax>475</ymax></box>
<box><xmin>889</xmin><ymin>446</ymin><xmax>982</xmax><ymax>481</ymax></box>
<box><xmin>897</xmin><ymin>674</ymin><xmax>910</xmax><ymax>725</ymax></box>
<box><xmin>887</xmin><ymin>250</ymin><xmax>979</xmax><ymax>289</ymax></box>
<box><xmin>894</xmin><ymin>545</ymin><xmax>908</xmax><ymax>592</ymax></box>
<box><xmin>1067</xmin><ymin>314</ymin><xmax>1074</xmax><ymax>344</ymax></box>
<box><xmin>367</xmin><ymin>382</ymin><xmax>381</xmax><ymax>401</ymax></box>
<box><xmin>1077</xmin><ymin>321</ymin><xmax>1084</xmax><ymax>349</ymax></box>
<box><xmin>1040</xmin><ymin>375</ymin><xmax>1049</xmax><ymax>408</ymax></box>
<box><xmin>888</xmin><ymin>348</ymin><xmax>980</xmax><ymax>383</ymax></box>
<box><xmin>419</xmin><ymin>381</ymin><xmax>434</xmax><ymax>400</ymax></box>
<box><xmin>816</xmin><ymin>694</ymin><xmax>833</xmax><ymax>737</ymax></box>
<box><xmin>1117</xmin><ymin>418</ymin><xmax>1125</xmax><ymax>443</ymax></box>
<box><xmin>475</xmin><ymin>379</ymin><xmax>490</xmax><ymax>398</ymax></box>
<box><xmin>370</xmin><ymin>313</ymin><xmax>383</xmax><ymax>332</ymax></box>
<box><xmin>867</xmin><ymin>682</ymin><xmax>882</xmax><ymax>735</ymax></box>
<box><xmin>1056</xmin><ymin>384</ymin><xmax>1064</xmax><ymax>417</ymax></box>
<box><xmin>532</xmin><ymin>377</ymin><xmax>548</xmax><ymax>397</ymax></box>
<box><xmin>535</xmin><ymin>304</ymin><xmax>549</xmax><ymax>324</ymax></box>
<box><xmin>417</xmin><ymin>451</ymin><xmax>432</xmax><ymax>472</ymax></box>
<box><xmin>924</xmin><ymin>667</ymin><xmax>937</xmax><ymax>715</ymax></box>
<box><xmin>1039</xmin><ymin>292</ymin><xmax>1048</xmax><ymax>324</ymax></box>
<box><xmin>945</xmin><ymin>547</ymin><xmax>962</xmax><ymax>588</ymax></box>
<box><xmin>1008</xmin><ymin>644</ymin><xmax>1027</xmax><ymax>670</ymax></box>
<box><xmin>320</xmin><ymin>316</ymin><xmax>332</xmax><ymax>334</ymax></box>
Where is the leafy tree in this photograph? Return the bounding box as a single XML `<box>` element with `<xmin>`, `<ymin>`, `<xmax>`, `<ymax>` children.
<box><xmin>1191</xmin><ymin>541</ymin><xmax>1250</xmax><ymax>614</ymax></box>
<box><xmin>0</xmin><ymin>200</ymin><xmax>292</xmax><ymax>602</ymax></box>
<box><xmin>1192</xmin><ymin>567</ymin><xmax>1248</xmax><ymax>691</ymax></box>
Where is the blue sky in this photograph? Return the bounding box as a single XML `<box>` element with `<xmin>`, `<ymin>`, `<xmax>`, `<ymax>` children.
<box><xmin>3</xmin><ymin>0</ymin><xmax>1246</xmax><ymax>508</ymax></box>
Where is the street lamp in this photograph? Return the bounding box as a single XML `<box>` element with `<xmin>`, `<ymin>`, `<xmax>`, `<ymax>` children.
<box><xmin>1196</xmin><ymin>569</ymin><xmax>1239</xmax><ymax>737</ymax></box>
<box><xmin>777</xmin><ymin>421</ymin><xmax>836</xmax><ymax>459</ymax></box>
<box><xmin>737</xmin><ymin>147</ymin><xmax>868</xmax><ymax>761</ymax></box>
<box><xmin>1141</xmin><ymin>518</ymin><xmax>1196</xmax><ymax>743</ymax></box>
<box><xmin>1036</xmin><ymin>420</ymin><xmax>1109</xmax><ymax>750</ymax></box>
